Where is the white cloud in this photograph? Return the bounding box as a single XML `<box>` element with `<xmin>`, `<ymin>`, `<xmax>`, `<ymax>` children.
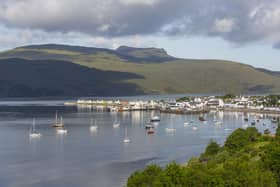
<box><xmin>213</xmin><ymin>18</ymin><xmax>235</xmax><ymax>33</ymax></box>
<box><xmin>1</xmin><ymin>0</ymin><xmax>280</xmax><ymax>48</ymax></box>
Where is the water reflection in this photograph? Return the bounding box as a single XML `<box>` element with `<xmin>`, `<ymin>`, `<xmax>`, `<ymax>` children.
<box><xmin>0</xmin><ymin>105</ymin><xmax>278</xmax><ymax>187</ymax></box>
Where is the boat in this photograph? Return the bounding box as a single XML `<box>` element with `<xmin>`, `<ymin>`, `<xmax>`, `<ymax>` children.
<box><xmin>145</xmin><ymin>123</ymin><xmax>154</xmax><ymax>129</ymax></box>
<box><xmin>90</xmin><ymin>119</ymin><xmax>98</xmax><ymax>131</ymax></box>
<box><xmin>166</xmin><ymin>118</ymin><xmax>176</xmax><ymax>132</ymax></box>
<box><xmin>29</xmin><ymin>118</ymin><xmax>41</xmax><ymax>138</ymax></box>
<box><xmin>165</xmin><ymin>128</ymin><xmax>176</xmax><ymax>132</ymax></box>
<box><xmin>199</xmin><ymin>116</ymin><xmax>206</xmax><ymax>122</ymax></box>
<box><xmin>242</xmin><ymin>124</ymin><xmax>249</xmax><ymax>129</ymax></box>
<box><xmin>244</xmin><ymin>117</ymin><xmax>249</xmax><ymax>121</ymax></box>
<box><xmin>123</xmin><ymin>128</ymin><xmax>131</xmax><ymax>143</ymax></box>
<box><xmin>214</xmin><ymin>121</ymin><xmax>222</xmax><ymax>125</ymax></box>
<box><xmin>56</xmin><ymin>128</ymin><xmax>68</xmax><ymax>134</ymax></box>
<box><xmin>271</xmin><ymin>118</ymin><xmax>278</xmax><ymax>123</ymax></box>
<box><xmin>251</xmin><ymin>121</ymin><xmax>256</xmax><ymax>126</ymax></box>
<box><xmin>192</xmin><ymin>126</ymin><xmax>198</xmax><ymax>131</ymax></box>
<box><xmin>113</xmin><ymin>121</ymin><xmax>120</xmax><ymax>128</ymax></box>
<box><xmin>147</xmin><ymin>127</ymin><xmax>155</xmax><ymax>134</ymax></box>
<box><xmin>150</xmin><ymin>116</ymin><xmax>160</xmax><ymax>122</ymax></box>
<box><xmin>52</xmin><ymin>111</ymin><xmax>64</xmax><ymax>128</ymax></box>
<box><xmin>213</xmin><ymin>115</ymin><xmax>217</xmax><ymax>122</ymax></box>
<box><xmin>183</xmin><ymin>122</ymin><xmax>189</xmax><ymax>127</ymax></box>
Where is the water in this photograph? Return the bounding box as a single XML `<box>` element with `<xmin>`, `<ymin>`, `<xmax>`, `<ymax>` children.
<box><xmin>0</xmin><ymin>100</ymin><xmax>278</xmax><ymax>187</ymax></box>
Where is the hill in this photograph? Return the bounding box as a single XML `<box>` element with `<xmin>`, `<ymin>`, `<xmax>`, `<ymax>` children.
<box><xmin>127</xmin><ymin>127</ymin><xmax>280</xmax><ymax>187</ymax></box>
<box><xmin>0</xmin><ymin>58</ymin><xmax>144</xmax><ymax>97</ymax></box>
<box><xmin>0</xmin><ymin>44</ymin><xmax>280</xmax><ymax>97</ymax></box>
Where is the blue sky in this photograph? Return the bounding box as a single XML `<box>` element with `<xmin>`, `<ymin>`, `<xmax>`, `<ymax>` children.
<box><xmin>0</xmin><ymin>0</ymin><xmax>280</xmax><ymax>71</ymax></box>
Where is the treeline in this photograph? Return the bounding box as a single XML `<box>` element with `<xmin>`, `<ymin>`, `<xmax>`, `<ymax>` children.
<box><xmin>127</xmin><ymin>126</ymin><xmax>280</xmax><ymax>187</ymax></box>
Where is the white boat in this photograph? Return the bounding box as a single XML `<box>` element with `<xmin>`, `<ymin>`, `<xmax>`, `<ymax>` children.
<box><xmin>165</xmin><ymin>128</ymin><xmax>176</xmax><ymax>132</ymax></box>
<box><xmin>184</xmin><ymin>122</ymin><xmax>190</xmax><ymax>127</ymax></box>
<box><xmin>90</xmin><ymin>119</ymin><xmax>98</xmax><ymax>131</ymax></box>
<box><xmin>113</xmin><ymin>121</ymin><xmax>120</xmax><ymax>128</ymax></box>
<box><xmin>123</xmin><ymin>128</ymin><xmax>130</xmax><ymax>143</ymax></box>
<box><xmin>30</xmin><ymin>118</ymin><xmax>41</xmax><ymax>138</ymax></box>
<box><xmin>192</xmin><ymin>126</ymin><xmax>198</xmax><ymax>131</ymax></box>
<box><xmin>57</xmin><ymin>128</ymin><xmax>68</xmax><ymax>134</ymax></box>
<box><xmin>150</xmin><ymin>115</ymin><xmax>160</xmax><ymax>122</ymax></box>
<box><xmin>224</xmin><ymin>128</ymin><xmax>233</xmax><ymax>131</ymax></box>
<box><xmin>214</xmin><ymin>121</ymin><xmax>222</xmax><ymax>125</ymax></box>
<box><xmin>113</xmin><ymin>116</ymin><xmax>120</xmax><ymax>128</ymax></box>
<box><xmin>52</xmin><ymin>111</ymin><xmax>64</xmax><ymax>128</ymax></box>
<box><xmin>166</xmin><ymin>118</ymin><xmax>176</xmax><ymax>132</ymax></box>
<box><xmin>242</xmin><ymin>124</ymin><xmax>249</xmax><ymax>129</ymax></box>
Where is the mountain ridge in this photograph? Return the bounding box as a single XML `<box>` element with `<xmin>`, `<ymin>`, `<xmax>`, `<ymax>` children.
<box><xmin>0</xmin><ymin>44</ymin><xmax>279</xmax><ymax>97</ymax></box>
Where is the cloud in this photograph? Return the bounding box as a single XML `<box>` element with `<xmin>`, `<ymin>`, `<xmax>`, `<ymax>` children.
<box><xmin>1</xmin><ymin>0</ymin><xmax>280</xmax><ymax>48</ymax></box>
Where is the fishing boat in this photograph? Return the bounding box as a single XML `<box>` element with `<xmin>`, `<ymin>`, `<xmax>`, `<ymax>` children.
<box><xmin>90</xmin><ymin>119</ymin><xmax>98</xmax><ymax>131</ymax></box>
<box><xmin>52</xmin><ymin>111</ymin><xmax>64</xmax><ymax>128</ymax></box>
<box><xmin>29</xmin><ymin>118</ymin><xmax>41</xmax><ymax>138</ymax></box>
<box><xmin>123</xmin><ymin>128</ymin><xmax>131</xmax><ymax>143</ymax></box>
<box><xmin>150</xmin><ymin>116</ymin><xmax>160</xmax><ymax>122</ymax></box>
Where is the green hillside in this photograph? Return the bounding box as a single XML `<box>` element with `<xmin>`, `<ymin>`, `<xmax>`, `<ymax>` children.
<box><xmin>0</xmin><ymin>44</ymin><xmax>280</xmax><ymax>97</ymax></box>
<box><xmin>127</xmin><ymin>127</ymin><xmax>280</xmax><ymax>187</ymax></box>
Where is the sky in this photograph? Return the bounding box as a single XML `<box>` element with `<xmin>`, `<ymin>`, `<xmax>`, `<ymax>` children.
<box><xmin>0</xmin><ymin>0</ymin><xmax>280</xmax><ymax>70</ymax></box>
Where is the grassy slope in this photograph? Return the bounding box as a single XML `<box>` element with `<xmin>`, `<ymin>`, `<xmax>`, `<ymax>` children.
<box><xmin>1</xmin><ymin>47</ymin><xmax>280</xmax><ymax>94</ymax></box>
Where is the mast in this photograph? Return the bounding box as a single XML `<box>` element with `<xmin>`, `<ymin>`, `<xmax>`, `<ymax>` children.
<box><xmin>32</xmin><ymin>118</ymin><xmax>36</xmax><ymax>132</ymax></box>
<box><xmin>55</xmin><ymin>111</ymin><xmax>58</xmax><ymax>124</ymax></box>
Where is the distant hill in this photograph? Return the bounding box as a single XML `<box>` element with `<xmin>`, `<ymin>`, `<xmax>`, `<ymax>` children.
<box><xmin>0</xmin><ymin>58</ymin><xmax>143</xmax><ymax>97</ymax></box>
<box><xmin>0</xmin><ymin>44</ymin><xmax>279</xmax><ymax>97</ymax></box>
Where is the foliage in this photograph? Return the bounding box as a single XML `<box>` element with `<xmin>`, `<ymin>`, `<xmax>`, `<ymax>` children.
<box><xmin>127</xmin><ymin>127</ymin><xmax>279</xmax><ymax>187</ymax></box>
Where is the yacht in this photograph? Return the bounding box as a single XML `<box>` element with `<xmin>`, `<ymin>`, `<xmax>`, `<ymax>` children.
<box><xmin>30</xmin><ymin>118</ymin><xmax>41</xmax><ymax>138</ymax></box>
<box><xmin>56</xmin><ymin>128</ymin><xmax>68</xmax><ymax>134</ymax></box>
<box><xmin>183</xmin><ymin>122</ymin><xmax>190</xmax><ymax>127</ymax></box>
<box><xmin>113</xmin><ymin>121</ymin><xmax>120</xmax><ymax>128</ymax></box>
<box><xmin>150</xmin><ymin>116</ymin><xmax>160</xmax><ymax>122</ymax></box>
<box><xmin>166</xmin><ymin>118</ymin><xmax>176</xmax><ymax>132</ymax></box>
<box><xmin>113</xmin><ymin>116</ymin><xmax>120</xmax><ymax>128</ymax></box>
<box><xmin>90</xmin><ymin>119</ymin><xmax>98</xmax><ymax>131</ymax></box>
<box><xmin>123</xmin><ymin>128</ymin><xmax>131</xmax><ymax>143</ymax></box>
<box><xmin>192</xmin><ymin>126</ymin><xmax>198</xmax><ymax>131</ymax></box>
<box><xmin>52</xmin><ymin>111</ymin><xmax>64</xmax><ymax>128</ymax></box>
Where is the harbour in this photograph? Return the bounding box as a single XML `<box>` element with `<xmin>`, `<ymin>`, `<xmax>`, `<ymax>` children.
<box><xmin>0</xmin><ymin>98</ymin><xmax>278</xmax><ymax>187</ymax></box>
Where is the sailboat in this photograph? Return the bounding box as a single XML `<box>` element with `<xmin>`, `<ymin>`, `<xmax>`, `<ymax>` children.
<box><xmin>90</xmin><ymin>119</ymin><xmax>98</xmax><ymax>131</ymax></box>
<box><xmin>123</xmin><ymin>128</ymin><xmax>131</xmax><ymax>143</ymax></box>
<box><xmin>165</xmin><ymin>118</ymin><xmax>176</xmax><ymax>132</ymax></box>
<box><xmin>56</xmin><ymin>127</ymin><xmax>68</xmax><ymax>134</ymax></box>
<box><xmin>113</xmin><ymin>117</ymin><xmax>120</xmax><ymax>128</ymax></box>
<box><xmin>183</xmin><ymin>116</ymin><xmax>190</xmax><ymax>127</ymax></box>
<box><xmin>30</xmin><ymin>118</ymin><xmax>41</xmax><ymax>138</ymax></box>
<box><xmin>192</xmin><ymin>126</ymin><xmax>198</xmax><ymax>131</ymax></box>
<box><xmin>52</xmin><ymin>111</ymin><xmax>64</xmax><ymax>128</ymax></box>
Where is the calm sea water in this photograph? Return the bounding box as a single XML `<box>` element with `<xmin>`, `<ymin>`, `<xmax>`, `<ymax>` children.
<box><xmin>0</xmin><ymin>99</ymin><xmax>278</xmax><ymax>187</ymax></box>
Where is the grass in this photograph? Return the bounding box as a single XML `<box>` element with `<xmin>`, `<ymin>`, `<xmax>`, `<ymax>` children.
<box><xmin>1</xmin><ymin>45</ymin><xmax>280</xmax><ymax>95</ymax></box>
